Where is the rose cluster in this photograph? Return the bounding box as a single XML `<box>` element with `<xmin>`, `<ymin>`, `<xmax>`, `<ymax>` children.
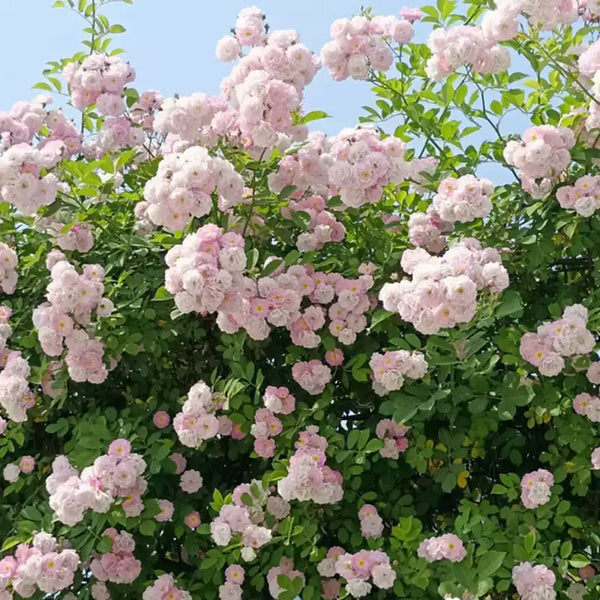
<box><xmin>0</xmin><ymin>243</ymin><xmax>17</xmax><ymax>294</ymax></box>
<box><xmin>174</xmin><ymin>380</ymin><xmax>230</xmax><ymax>448</ymax></box>
<box><xmin>375</xmin><ymin>419</ymin><xmax>409</xmax><ymax>459</ymax></box>
<box><xmin>217</xmin><ymin>17</ymin><xmax>320</xmax><ymax>153</ymax></box>
<box><xmin>291</xmin><ymin>360</ymin><xmax>332</xmax><ymax>395</ymax></box>
<box><xmin>334</xmin><ymin>550</ymin><xmax>396</xmax><ymax>598</ymax></box>
<box><xmin>130</xmin><ymin>90</ymin><xmax>162</xmax><ymax>131</ymax></box>
<box><xmin>0</xmin><ymin>96</ymin><xmax>50</xmax><ymax>148</ymax></box>
<box><xmin>504</xmin><ymin>126</ymin><xmax>575</xmax><ymax>199</ymax></box>
<box><xmin>142</xmin><ymin>146</ymin><xmax>244</xmax><ymax>230</ymax></box>
<box><xmin>84</xmin><ymin>116</ymin><xmax>146</xmax><ymax>157</ymax></box>
<box><xmin>579</xmin><ymin>38</ymin><xmax>600</xmax><ymax>81</ymax></box>
<box><xmin>573</xmin><ymin>392</ymin><xmax>600</xmax><ymax>422</ymax></box>
<box><xmin>217</xmin><ymin>6</ymin><xmax>265</xmax><ymax>57</ymax></box>
<box><xmin>47</xmin><ymin>439</ymin><xmax>147</xmax><ymax>525</ymax></box>
<box><xmin>0</xmin><ymin>314</ymin><xmax>33</xmax><ymax>421</ymax></box>
<box><xmin>221</xmin><ymin>265</ymin><xmax>373</xmax><ymax>346</ymax></box>
<box><xmin>407</xmin><ymin>209</ymin><xmax>452</xmax><ymax>253</ymax></box>
<box><xmin>153</xmin><ymin>92</ymin><xmax>227</xmax><ymax>151</ymax></box>
<box><xmin>268</xmin><ymin>127</ymin><xmax>412</xmax><ymax>209</ymax></box>
<box><xmin>0</xmin><ymin>96</ymin><xmax>81</xmax><ymax>156</ymax></box>
<box><xmin>358</xmin><ymin>504</ymin><xmax>384</xmax><ymax>539</ymax></box>
<box><xmin>263</xmin><ymin>385</ymin><xmax>295</xmax><ymax>415</ymax></box>
<box><xmin>321</xmin><ymin>14</ymin><xmax>414</xmax><ymax>81</ymax></box>
<box><xmin>317</xmin><ymin>547</ymin><xmax>345</xmax><ymax>599</ymax></box>
<box><xmin>251</xmin><ymin>408</ymin><xmax>283</xmax><ymax>458</ymax></box>
<box><xmin>508</xmin><ymin>0</ymin><xmax>577</xmax><ymax>31</ymax></box>
<box><xmin>519</xmin><ymin>304</ymin><xmax>595</xmax><ymax>376</ymax></box>
<box><xmin>369</xmin><ymin>350</ymin><xmax>428</xmax><ymax>396</ymax></box>
<box><xmin>278</xmin><ymin>426</ymin><xmax>343</xmax><ymax>504</ymax></box>
<box><xmin>54</xmin><ymin>222</ymin><xmax>95</xmax><ymax>253</ymax></box>
<box><xmin>512</xmin><ymin>562</ymin><xmax>556</xmax><ymax>600</ymax></box>
<box><xmin>425</xmin><ymin>25</ymin><xmax>510</xmax><ymax>81</ymax></box>
<box><xmin>322</xmin><ymin>127</ymin><xmax>410</xmax><ymax>209</ymax></box>
<box><xmin>210</xmin><ymin>481</ymin><xmax>277</xmax><ymax>551</ymax></box>
<box><xmin>380</xmin><ymin>238</ymin><xmax>509</xmax><ymax>334</ymax></box>
<box><xmin>0</xmin><ymin>141</ymin><xmax>65</xmax><ymax>215</ymax></box>
<box><xmin>142</xmin><ymin>574</ymin><xmax>191</xmax><ymax>600</ymax></box>
<box><xmin>417</xmin><ymin>534</ymin><xmax>466</xmax><ymax>562</ymax></box>
<box><xmin>90</xmin><ymin>528</ymin><xmax>142</xmax><ymax>585</ymax></box>
<box><xmin>3</xmin><ymin>455</ymin><xmax>35</xmax><ymax>483</ymax></box>
<box><xmin>521</xmin><ymin>469</ymin><xmax>554</xmax><ymax>509</ymax></box>
<box><xmin>425</xmin><ymin>0</ymin><xmax>578</xmax><ymax>81</ymax></box>
<box><xmin>267</xmin><ymin>558</ymin><xmax>305</xmax><ymax>599</ymax></box>
<box><xmin>167</xmin><ymin>225</ymin><xmax>374</xmax><ymax>345</ymax></box>
<box><xmin>556</xmin><ymin>175</ymin><xmax>600</xmax><ymax>217</ymax></box>
<box><xmin>0</xmin><ymin>532</ymin><xmax>79</xmax><ymax>597</ymax></box>
<box><xmin>283</xmin><ymin>194</ymin><xmax>346</xmax><ymax>252</ymax></box>
<box><xmin>63</xmin><ymin>53</ymin><xmax>135</xmax><ymax>116</ymax></box>
<box><xmin>33</xmin><ymin>258</ymin><xmax>112</xmax><ymax>383</ymax></box>
<box><xmin>431</xmin><ymin>174</ymin><xmax>494</xmax><ymax>223</ymax></box>
<box><xmin>219</xmin><ymin>565</ymin><xmax>245</xmax><ymax>600</ymax></box>
<box><xmin>165</xmin><ymin>224</ymin><xmax>247</xmax><ymax>314</ymax></box>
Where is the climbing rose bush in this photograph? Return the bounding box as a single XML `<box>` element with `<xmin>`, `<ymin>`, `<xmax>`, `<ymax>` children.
<box><xmin>2</xmin><ymin>0</ymin><xmax>600</xmax><ymax>599</ymax></box>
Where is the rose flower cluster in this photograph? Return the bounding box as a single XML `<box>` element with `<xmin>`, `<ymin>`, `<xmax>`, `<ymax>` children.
<box><xmin>380</xmin><ymin>238</ymin><xmax>509</xmax><ymax>334</ymax></box>
<box><xmin>375</xmin><ymin>418</ymin><xmax>410</xmax><ymax>459</ymax></box>
<box><xmin>504</xmin><ymin>126</ymin><xmax>575</xmax><ymax>199</ymax></box>
<box><xmin>321</xmin><ymin>14</ymin><xmax>415</xmax><ymax>80</ymax></box>
<box><xmin>173</xmin><ymin>380</ymin><xmax>231</xmax><ymax>448</ymax></box>
<box><xmin>142</xmin><ymin>145</ymin><xmax>244</xmax><ymax>230</ymax></box>
<box><xmin>63</xmin><ymin>53</ymin><xmax>135</xmax><ymax>116</ymax></box>
<box><xmin>334</xmin><ymin>550</ymin><xmax>397</xmax><ymax>598</ymax></box>
<box><xmin>0</xmin><ymin>306</ymin><xmax>33</xmax><ymax>422</ymax></box>
<box><xmin>33</xmin><ymin>257</ymin><xmax>113</xmax><ymax>384</ymax></box>
<box><xmin>47</xmin><ymin>439</ymin><xmax>147</xmax><ymax>525</ymax></box>
<box><xmin>519</xmin><ymin>304</ymin><xmax>595</xmax><ymax>376</ymax></box>
<box><xmin>277</xmin><ymin>426</ymin><xmax>343</xmax><ymax>504</ymax></box>
<box><xmin>369</xmin><ymin>350</ymin><xmax>428</xmax><ymax>396</ymax></box>
<box><xmin>0</xmin><ymin>532</ymin><xmax>79</xmax><ymax>597</ymax></box>
<box><xmin>556</xmin><ymin>175</ymin><xmax>600</xmax><ymax>217</ymax></box>
<box><xmin>90</xmin><ymin>528</ymin><xmax>142</xmax><ymax>585</ymax></box>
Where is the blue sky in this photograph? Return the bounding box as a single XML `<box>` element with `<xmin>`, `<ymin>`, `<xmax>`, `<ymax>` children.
<box><xmin>0</xmin><ymin>0</ymin><xmax>432</xmax><ymax>135</ymax></box>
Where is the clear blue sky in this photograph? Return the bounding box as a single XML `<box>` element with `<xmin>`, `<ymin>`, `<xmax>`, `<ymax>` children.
<box><xmin>0</xmin><ymin>0</ymin><xmax>433</xmax><ymax>135</ymax></box>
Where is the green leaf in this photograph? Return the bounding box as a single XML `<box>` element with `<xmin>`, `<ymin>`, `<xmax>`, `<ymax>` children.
<box><xmin>371</xmin><ymin>309</ymin><xmax>393</xmax><ymax>329</ymax></box>
<box><xmin>569</xmin><ymin>554</ymin><xmax>589</xmax><ymax>568</ymax></box>
<box><xmin>261</xmin><ymin>258</ymin><xmax>283</xmax><ymax>277</ymax></box>
<box><xmin>2</xmin><ymin>536</ymin><xmax>27</xmax><ymax>551</ymax></box>
<box><xmin>560</xmin><ymin>540</ymin><xmax>573</xmax><ymax>558</ymax></box>
<box><xmin>496</xmin><ymin>290</ymin><xmax>523</xmax><ymax>319</ymax></box>
<box><xmin>300</xmin><ymin>110</ymin><xmax>331</xmax><ymax>124</ymax></box>
<box><xmin>478</xmin><ymin>551</ymin><xmax>505</xmax><ymax>578</ymax></box>
<box><xmin>152</xmin><ymin>286</ymin><xmax>171</xmax><ymax>301</ymax></box>
<box><xmin>278</xmin><ymin>186</ymin><xmax>297</xmax><ymax>200</ymax></box>
<box><xmin>33</xmin><ymin>82</ymin><xmax>53</xmax><ymax>91</ymax></box>
<box><xmin>441</xmin><ymin>471</ymin><xmax>457</xmax><ymax>493</ymax></box>
<box><xmin>524</xmin><ymin>530</ymin><xmax>535</xmax><ymax>554</ymax></box>
<box><xmin>284</xmin><ymin>250</ymin><xmax>300</xmax><ymax>266</ymax></box>
<box><xmin>139</xmin><ymin>520</ymin><xmax>156</xmax><ymax>536</ymax></box>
